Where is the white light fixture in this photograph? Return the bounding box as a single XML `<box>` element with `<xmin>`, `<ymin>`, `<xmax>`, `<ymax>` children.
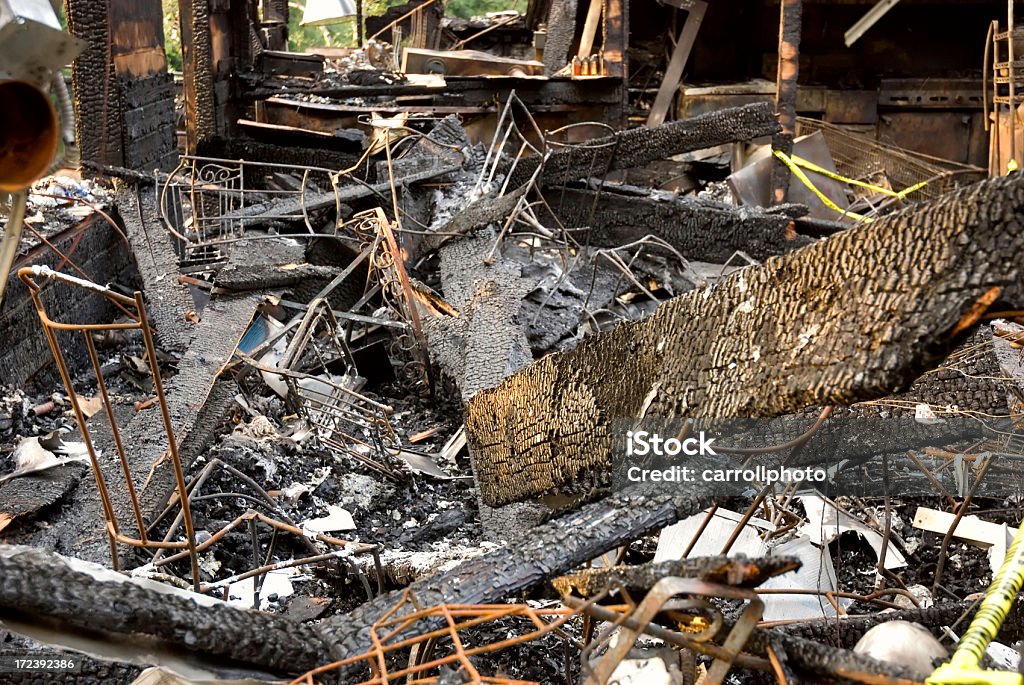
<box><xmin>301</xmin><ymin>0</ymin><xmax>357</xmax><ymax>27</ymax></box>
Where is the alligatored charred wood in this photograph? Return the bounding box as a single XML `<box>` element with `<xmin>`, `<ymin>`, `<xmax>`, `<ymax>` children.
<box><xmin>775</xmin><ymin>596</ymin><xmax>1024</xmax><ymax>648</ymax></box>
<box><xmin>0</xmin><ymin>546</ymin><xmax>327</xmax><ymax>675</ymax></box>
<box><xmin>467</xmin><ymin>174</ymin><xmax>1024</xmax><ymax>507</ymax></box>
<box><xmin>507</xmin><ymin>102</ymin><xmax>779</xmax><ymax>189</ymax></box>
<box><xmin>553</xmin><ymin>555</ymin><xmax>802</xmax><ymax>596</ymax></box>
<box><xmin>539</xmin><ymin>186</ymin><xmax>812</xmax><ymax>262</ymax></box>
<box><xmin>747</xmin><ymin>629</ymin><xmax>928</xmax><ymax>684</ymax></box>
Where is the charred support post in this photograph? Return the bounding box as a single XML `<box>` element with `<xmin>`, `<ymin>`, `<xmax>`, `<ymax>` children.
<box><xmin>180</xmin><ymin>0</ymin><xmax>217</xmax><ymax>152</ymax></box>
<box><xmin>261</xmin><ymin>0</ymin><xmax>289</xmax><ymax>50</ymax></box>
<box><xmin>543</xmin><ymin>0</ymin><xmax>576</xmax><ymax>74</ymax></box>
<box><xmin>467</xmin><ymin>174</ymin><xmax>1024</xmax><ymax>507</ymax></box>
<box><xmin>647</xmin><ymin>1</ymin><xmax>707</xmax><ymax>128</ymax></box>
<box><xmin>770</xmin><ymin>0</ymin><xmax>803</xmax><ymax>204</ymax></box>
<box><xmin>64</xmin><ymin>0</ymin><xmax>176</xmax><ymax>170</ymax></box>
<box><xmin>64</xmin><ymin>0</ymin><xmax>119</xmax><ymax>166</ymax></box>
<box><xmin>604</xmin><ymin>0</ymin><xmax>628</xmax><ymax>122</ymax></box>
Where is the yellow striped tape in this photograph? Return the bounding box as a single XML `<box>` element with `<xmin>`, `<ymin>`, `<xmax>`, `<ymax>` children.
<box><xmin>926</xmin><ymin>519</ymin><xmax>1024</xmax><ymax>685</ymax></box>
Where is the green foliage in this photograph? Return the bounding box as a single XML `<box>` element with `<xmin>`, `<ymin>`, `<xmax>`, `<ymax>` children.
<box><xmin>445</xmin><ymin>0</ymin><xmax>526</xmax><ymax>19</ymax></box>
<box><xmin>158</xmin><ymin>0</ymin><xmax>528</xmax><ymax>67</ymax></box>
<box><xmin>162</xmin><ymin>0</ymin><xmax>182</xmax><ymax>72</ymax></box>
<box><xmin>289</xmin><ymin>1</ymin><xmax>352</xmax><ymax>52</ymax></box>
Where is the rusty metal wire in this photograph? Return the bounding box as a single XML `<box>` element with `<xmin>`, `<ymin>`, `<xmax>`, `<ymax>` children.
<box><xmin>20</xmin><ymin>265</ymin><xmax>203</xmax><ymax>589</ymax></box>
<box><xmin>288</xmin><ymin>589</ymin><xmax>588</xmax><ymax>685</ymax></box>
<box><xmin>19</xmin><ymin>266</ymin><xmax>380</xmax><ymax>597</ymax></box>
<box><xmin>291</xmin><ymin>571</ymin><xmax>929</xmax><ymax>685</ymax></box>
<box><xmin>582</xmin><ymin>578</ymin><xmax>763</xmax><ymax>685</ymax></box>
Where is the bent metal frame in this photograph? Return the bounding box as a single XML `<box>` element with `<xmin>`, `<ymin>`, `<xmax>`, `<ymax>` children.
<box><xmin>19</xmin><ymin>265</ymin><xmax>380</xmax><ymax>595</ymax></box>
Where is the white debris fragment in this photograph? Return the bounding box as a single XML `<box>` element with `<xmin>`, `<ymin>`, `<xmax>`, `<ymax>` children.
<box><xmin>608</xmin><ymin>656</ymin><xmax>672</xmax><ymax>685</ymax></box>
<box><xmin>799</xmin><ymin>495</ymin><xmax>907</xmax><ymax>569</ymax></box>
<box><xmin>0</xmin><ymin>432</ymin><xmax>91</xmax><ymax>483</ymax></box>
<box><xmin>855</xmin><ymin>621</ymin><xmax>947</xmax><ymax>674</ymax></box>
<box><xmin>226</xmin><ymin>569</ymin><xmax>296</xmax><ymax>610</ymax></box>
<box><xmin>914</xmin><ymin>403</ymin><xmax>946</xmax><ymax>425</ymax></box>
<box><xmin>759</xmin><ymin>535</ymin><xmax>849</xmax><ymax>621</ymax></box>
<box><xmin>301</xmin><ymin>505</ymin><xmax>356</xmax><ymax>534</ymax></box>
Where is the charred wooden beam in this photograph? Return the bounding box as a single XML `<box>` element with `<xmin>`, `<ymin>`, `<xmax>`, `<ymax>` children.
<box><xmin>412</xmin><ymin>186</ymin><xmax>528</xmax><ymax>259</ymax></box>
<box><xmin>539</xmin><ymin>186</ymin><xmax>812</xmax><ymax>262</ymax></box>
<box><xmin>0</xmin><ymin>465</ymin><xmax>86</xmax><ymax>535</ymax></box>
<box><xmin>0</xmin><ymin>545</ymin><xmax>325</xmax><ymax>675</ymax></box>
<box><xmin>467</xmin><ymin>174</ymin><xmax>1024</xmax><ymax>507</ymax></box>
<box><xmin>604</xmin><ymin>0</ymin><xmax>628</xmax><ymax>122</ymax></box>
<box><xmin>775</xmin><ymin>596</ymin><xmax>1024</xmax><ymax>647</ymax></box>
<box><xmin>134</xmin><ymin>294</ymin><xmax>261</xmax><ymax>520</ymax></box>
<box><xmin>317</xmin><ymin>490</ymin><xmax>715</xmax><ymax>660</ymax></box>
<box><xmin>747</xmin><ymin>629</ymin><xmax>927</xmax><ymax>684</ymax></box>
<box><xmin>115</xmin><ymin>188</ymin><xmax>195</xmax><ymax>354</ymax></box>
<box><xmin>554</xmin><ymin>555</ymin><xmax>802</xmax><ymax>596</ymax></box>
<box><xmin>542</xmin><ymin>0</ymin><xmax>575</xmax><ymax>74</ymax></box>
<box><xmin>422</xmin><ymin>234</ymin><xmax>534</xmax><ymax>402</ymax></box>
<box><xmin>507</xmin><ymin>102</ymin><xmax>779</xmax><ymax>189</ymax></box>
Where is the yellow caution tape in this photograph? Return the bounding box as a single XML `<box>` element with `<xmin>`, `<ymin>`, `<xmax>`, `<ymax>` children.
<box><xmin>772</xmin><ymin>150</ymin><xmax>929</xmax><ymax>223</ymax></box>
<box><xmin>926</xmin><ymin>519</ymin><xmax>1024</xmax><ymax>685</ymax></box>
<box><xmin>1008</xmin><ymin>158</ymin><xmax>1019</xmax><ymax>175</ymax></box>
<box><xmin>772</xmin><ymin>150</ymin><xmax>871</xmax><ymax>222</ymax></box>
<box><xmin>785</xmin><ymin>152</ymin><xmax>928</xmax><ymax>201</ymax></box>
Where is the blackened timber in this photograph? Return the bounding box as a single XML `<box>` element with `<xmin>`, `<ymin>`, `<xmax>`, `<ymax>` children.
<box><xmin>466</xmin><ymin>174</ymin><xmax>1024</xmax><ymax>507</ymax></box>
<box><xmin>746</xmin><ymin>630</ymin><xmax>926</xmax><ymax>684</ymax></box>
<box><xmin>413</xmin><ymin>186</ymin><xmax>528</xmax><ymax>259</ymax></box>
<box><xmin>317</xmin><ymin>490</ymin><xmax>714</xmax><ymax>660</ymax></box>
<box><xmin>0</xmin><ymin>545</ymin><xmax>325</xmax><ymax>675</ymax></box>
<box><xmin>507</xmin><ymin>102</ymin><xmax>779</xmax><ymax>189</ymax></box>
<box><xmin>180</xmin><ymin>0</ymin><xmax>216</xmax><ymax>152</ymax></box>
<box><xmin>65</xmin><ymin>0</ymin><xmax>122</xmax><ymax>167</ymax></box>
<box><xmin>554</xmin><ymin>555</ymin><xmax>802</xmax><ymax>596</ymax></box>
<box><xmin>244</xmin><ymin>77</ymin><xmax>623</xmax><ymax>106</ymax></box>
<box><xmin>0</xmin><ymin>465</ymin><xmax>86</xmax><ymax>534</ymax></box>
<box><xmin>543</xmin><ymin>1</ymin><xmax>576</xmax><ymax>74</ymax></box>
<box><xmin>135</xmin><ymin>294</ymin><xmax>262</xmax><ymax>520</ymax></box>
<box><xmin>422</xmin><ymin>234</ymin><xmax>533</xmax><ymax>401</ymax></box>
<box><xmin>774</xmin><ymin>597</ymin><xmax>1024</xmax><ymax>647</ymax></box>
<box><xmin>115</xmin><ymin>188</ymin><xmax>194</xmax><ymax>354</ymax></box>
<box><xmin>540</xmin><ymin>187</ymin><xmax>811</xmax><ymax>262</ymax></box>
